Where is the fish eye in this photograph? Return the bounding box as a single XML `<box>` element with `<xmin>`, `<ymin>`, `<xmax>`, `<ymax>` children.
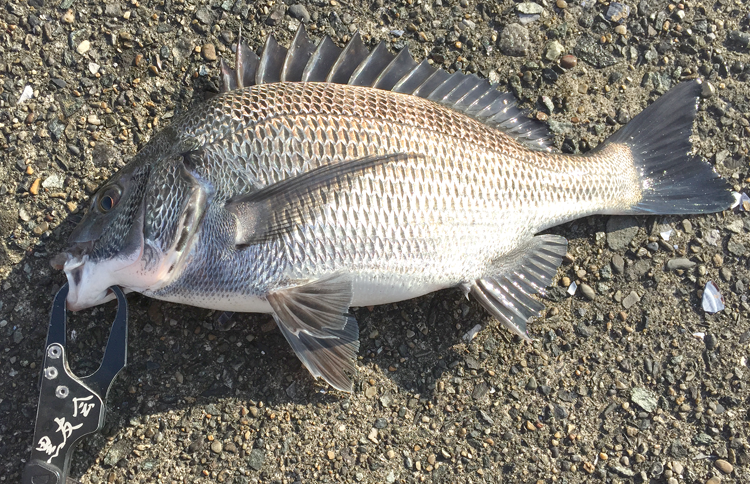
<box><xmin>97</xmin><ymin>186</ymin><xmax>122</xmax><ymax>212</ymax></box>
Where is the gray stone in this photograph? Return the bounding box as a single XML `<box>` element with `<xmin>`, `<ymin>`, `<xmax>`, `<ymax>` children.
<box><xmin>631</xmin><ymin>387</ymin><xmax>657</xmax><ymax>412</ymax></box>
<box><xmin>552</xmin><ymin>403</ymin><xmax>568</xmax><ymax>419</ymax></box>
<box><xmin>699</xmin><ymin>82</ymin><xmax>716</xmax><ymax>99</ymax></box>
<box><xmin>517</xmin><ymin>2</ymin><xmax>544</xmax><ymax>14</ymax></box>
<box><xmin>195</xmin><ymin>6</ymin><xmax>214</xmax><ymax>25</ymax></box>
<box><xmin>472</xmin><ymin>382</ymin><xmax>489</xmax><ymax>401</ymax></box>
<box><xmin>727</xmin><ymin>235</ymin><xmax>747</xmax><ymax>256</ymax></box>
<box><xmin>48</xmin><ymin>119</ymin><xmax>65</xmax><ymax>141</ymax></box>
<box><xmin>605</xmin><ymin>2</ymin><xmax>630</xmax><ymax>23</ymax></box>
<box><xmin>606</xmin><ymin>217</ymin><xmax>639</xmax><ymax>250</ymax></box>
<box><xmin>247</xmin><ymin>448</ymin><xmax>265</xmax><ymax>470</ymax></box>
<box><xmin>499</xmin><ymin>24</ymin><xmax>530</xmax><ymax>57</ymax></box>
<box><xmin>548</xmin><ymin>119</ymin><xmax>573</xmax><ymax>135</ymax></box>
<box><xmin>666</xmin><ymin>258</ymin><xmax>695</xmax><ymax>271</ymax></box>
<box><xmin>104</xmin><ymin>3</ymin><xmax>123</xmax><ymax>17</ymax></box>
<box><xmin>611</xmin><ymin>254</ymin><xmax>625</xmax><ymax>274</ymax></box>
<box><xmin>288</xmin><ymin>4</ymin><xmax>311</xmax><ymax>23</ymax></box>
<box><xmin>545</xmin><ymin>41</ymin><xmax>564</xmax><ymax>61</ymax></box>
<box><xmin>579</xmin><ymin>283</ymin><xmax>596</xmax><ymax>301</ymax></box>
<box><xmin>103</xmin><ymin>440</ymin><xmax>130</xmax><ymax>467</ymax></box>
<box><xmin>622</xmin><ymin>291</ymin><xmax>640</xmax><ymax>309</ymax></box>
<box><xmin>609</xmin><ymin>464</ymin><xmax>636</xmax><ymax>477</ymax></box>
<box><xmin>265</xmin><ymin>8</ymin><xmax>285</xmax><ymax>26</ymax></box>
<box><xmin>574</xmin><ymin>35</ymin><xmax>618</xmax><ymax>68</ymax></box>
<box><xmin>728</xmin><ymin>30</ymin><xmax>750</xmax><ymax>48</ymax></box>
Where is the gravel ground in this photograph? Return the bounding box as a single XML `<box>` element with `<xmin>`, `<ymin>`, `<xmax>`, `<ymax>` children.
<box><xmin>2</xmin><ymin>0</ymin><xmax>750</xmax><ymax>483</ymax></box>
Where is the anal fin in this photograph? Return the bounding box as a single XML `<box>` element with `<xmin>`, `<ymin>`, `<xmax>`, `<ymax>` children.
<box><xmin>471</xmin><ymin>235</ymin><xmax>567</xmax><ymax>340</ymax></box>
<box><xmin>267</xmin><ymin>274</ymin><xmax>360</xmax><ymax>392</ymax></box>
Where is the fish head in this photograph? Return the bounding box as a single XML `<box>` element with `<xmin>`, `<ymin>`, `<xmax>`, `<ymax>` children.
<box><xmin>53</xmin><ymin>155</ymin><xmax>208</xmax><ymax>311</ymax></box>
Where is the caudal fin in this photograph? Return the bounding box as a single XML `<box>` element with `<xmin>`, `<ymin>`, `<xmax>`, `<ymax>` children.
<box><xmin>598</xmin><ymin>79</ymin><xmax>733</xmax><ymax>215</ymax></box>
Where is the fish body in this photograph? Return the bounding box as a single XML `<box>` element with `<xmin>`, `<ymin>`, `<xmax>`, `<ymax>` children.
<box><xmin>146</xmin><ymin>82</ymin><xmax>636</xmax><ymax>307</ymax></box>
<box><xmin>54</xmin><ymin>27</ymin><xmax>733</xmax><ymax>391</ymax></box>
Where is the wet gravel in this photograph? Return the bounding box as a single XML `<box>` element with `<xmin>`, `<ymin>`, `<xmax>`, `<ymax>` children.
<box><xmin>1</xmin><ymin>0</ymin><xmax>749</xmax><ymax>483</ymax></box>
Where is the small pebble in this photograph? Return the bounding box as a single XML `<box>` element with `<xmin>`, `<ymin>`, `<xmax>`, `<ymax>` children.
<box><xmin>210</xmin><ymin>441</ymin><xmax>222</xmax><ymax>454</ymax></box>
<box><xmin>202</xmin><ymin>44</ymin><xmax>217</xmax><ymax>61</ymax></box>
<box><xmin>714</xmin><ymin>459</ymin><xmax>733</xmax><ymax>474</ymax></box>
<box><xmin>29</xmin><ymin>178</ymin><xmax>41</xmax><ymax>195</ymax></box>
<box><xmin>77</xmin><ymin>40</ymin><xmax>91</xmax><ymax>54</ymax></box>
<box><xmin>622</xmin><ymin>291</ymin><xmax>640</xmax><ymax>309</ymax></box>
<box><xmin>556</xmin><ymin>0</ymin><xmax>567</xmax><ymax>8</ymax></box>
<box><xmin>706</xmin><ymin>477</ymin><xmax>722</xmax><ymax>484</ymax></box>
<box><xmin>560</xmin><ymin>54</ymin><xmax>577</xmax><ymax>69</ymax></box>
<box><xmin>666</xmin><ymin>258</ymin><xmax>695</xmax><ymax>271</ymax></box>
<box><xmin>579</xmin><ymin>283</ymin><xmax>596</xmax><ymax>300</ymax></box>
<box><xmin>611</xmin><ymin>254</ymin><xmax>625</xmax><ymax>274</ymax></box>
<box><xmin>62</xmin><ymin>9</ymin><xmax>75</xmax><ymax>23</ymax></box>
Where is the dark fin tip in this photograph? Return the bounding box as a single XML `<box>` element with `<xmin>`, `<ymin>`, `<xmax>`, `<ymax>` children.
<box><xmin>600</xmin><ymin>79</ymin><xmax>734</xmax><ymax>215</ymax></box>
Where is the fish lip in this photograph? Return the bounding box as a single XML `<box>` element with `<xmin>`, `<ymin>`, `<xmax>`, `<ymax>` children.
<box><xmin>51</xmin><ymin>240</ymin><xmax>94</xmax><ymax>271</ymax></box>
<box><xmin>60</xmin><ymin>252</ymin><xmax>111</xmax><ymax>311</ymax></box>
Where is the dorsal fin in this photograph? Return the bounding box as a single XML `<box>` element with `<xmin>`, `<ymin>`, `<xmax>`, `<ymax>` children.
<box><xmin>327</xmin><ymin>32</ymin><xmax>369</xmax><ymax>84</ymax></box>
<box><xmin>301</xmin><ymin>35</ymin><xmax>342</xmax><ymax>82</ymax></box>
<box><xmin>281</xmin><ymin>27</ymin><xmax>316</xmax><ymax>82</ymax></box>
<box><xmin>256</xmin><ymin>35</ymin><xmax>288</xmax><ymax>85</ymax></box>
<box><xmin>220</xmin><ymin>26</ymin><xmax>553</xmax><ymax>151</ymax></box>
<box><xmin>221</xmin><ymin>27</ymin><xmax>260</xmax><ymax>90</ymax></box>
<box><xmin>349</xmin><ymin>41</ymin><xmax>395</xmax><ymax>87</ymax></box>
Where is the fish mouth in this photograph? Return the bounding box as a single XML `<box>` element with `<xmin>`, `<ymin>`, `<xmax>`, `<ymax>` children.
<box><xmin>51</xmin><ymin>242</ymin><xmax>111</xmax><ymax>311</ymax></box>
<box><xmin>51</xmin><ymin>239</ymin><xmax>142</xmax><ymax>311</ymax></box>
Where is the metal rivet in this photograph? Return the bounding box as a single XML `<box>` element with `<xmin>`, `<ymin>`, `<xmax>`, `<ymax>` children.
<box><xmin>55</xmin><ymin>385</ymin><xmax>69</xmax><ymax>399</ymax></box>
<box><xmin>48</xmin><ymin>345</ymin><xmax>62</xmax><ymax>359</ymax></box>
<box><xmin>44</xmin><ymin>367</ymin><xmax>58</xmax><ymax>380</ymax></box>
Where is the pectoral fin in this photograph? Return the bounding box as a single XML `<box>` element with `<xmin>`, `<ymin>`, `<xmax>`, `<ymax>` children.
<box><xmin>267</xmin><ymin>274</ymin><xmax>360</xmax><ymax>392</ymax></box>
<box><xmin>471</xmin><ymin>235</ymin><xmax>568</xmax><ymax>340</ymax></box>
<box><xmin>225</xmin><ymin>153</ymin><xmax>417</xmax><ymax>247</ymax></box>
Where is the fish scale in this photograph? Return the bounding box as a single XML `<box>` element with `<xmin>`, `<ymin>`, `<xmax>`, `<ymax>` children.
<box><xmin>191</xmin><ymin>83</ymin><xmax>640</xmax><ymax>221</ymax></box>
<box><xmin>55</xmin><ymin>28</ymin><xmax>733</xmax><ymax>392</ymax></box>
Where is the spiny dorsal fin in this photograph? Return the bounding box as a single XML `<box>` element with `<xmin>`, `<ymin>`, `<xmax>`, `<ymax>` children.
<box><xmin>220</xmin><ymin>25</ymin><xmax>552</xmax><ymax>151</ymax></box>
<box><xmin>281</xmin><ymin>26</ymin><xmax>316</xmax><ymax>82</ymax></box>
<box><xmin>256</xmin><ymin>35</ymin><xmax>287</xmax><ymax>85</ymax></box>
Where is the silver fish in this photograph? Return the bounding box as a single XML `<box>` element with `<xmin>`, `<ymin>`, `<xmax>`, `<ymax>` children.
<box><xmin>52</xmin><ymin>27</ymin><xmax>733</xmax><ymax>391</ymax></box>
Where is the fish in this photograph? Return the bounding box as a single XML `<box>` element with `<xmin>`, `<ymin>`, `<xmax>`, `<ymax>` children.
<box><xmin>52</xmin><ymin>26</ymin><xmax>734</xmax><ymax>392</ymax></box>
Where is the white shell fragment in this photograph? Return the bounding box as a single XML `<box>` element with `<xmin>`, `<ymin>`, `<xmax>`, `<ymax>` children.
<box><xmin>567</xmin><ymin>281</ymin><xmax>577</xmax><ymax>296</ymax></box>
<box><xmin>657</xmin><ymin>223</ymin><xmax>673</xmax><ymax>241</ymax></box>
<box><xmin>702</xmin><ymin>281</ymin><xmax>725</xmax><ymax>314</ymax></box>
<box><xmin>737</xmin><ymin>192</ymin><xmax>750</xmax><ymax>212</ymax></box>
<box><xmin>463</xmin><ymin>324</ymin><xmax>483</xmax><ymax>342</ymax></box>
<box><xmin>18</xmin><ymin>85</ymin><xmax>33</xmax><ymax>104</ymax></box>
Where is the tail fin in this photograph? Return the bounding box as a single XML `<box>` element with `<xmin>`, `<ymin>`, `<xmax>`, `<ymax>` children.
<box><xmin>597</xmin><ymin>79</ymin><xmax>733</xmax><ymax>215</ymax></box>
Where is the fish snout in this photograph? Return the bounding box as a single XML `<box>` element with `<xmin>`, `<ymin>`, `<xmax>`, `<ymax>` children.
<box><xmin>63</xmin><ymin>256</ymin><xmax>116</xmax><ymax>311</ymax></box>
